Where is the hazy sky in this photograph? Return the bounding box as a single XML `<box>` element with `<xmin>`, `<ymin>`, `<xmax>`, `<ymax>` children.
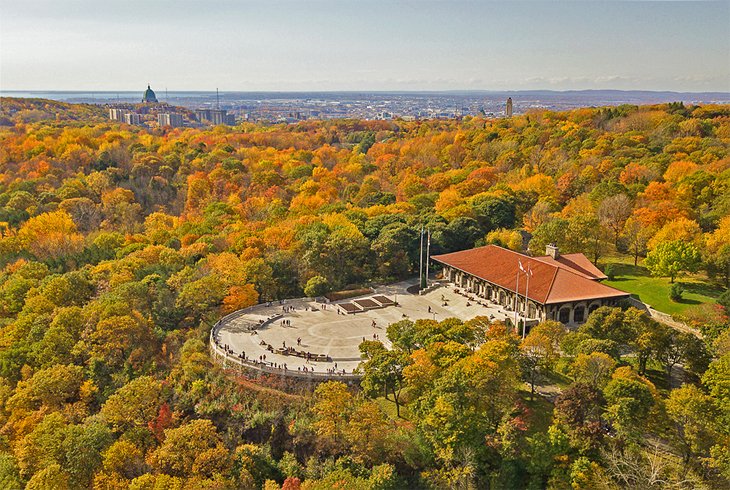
<box><xmin>1</xmin><ymin>0</ymin><xmax>728</xmax><ymax>92</ymax></box>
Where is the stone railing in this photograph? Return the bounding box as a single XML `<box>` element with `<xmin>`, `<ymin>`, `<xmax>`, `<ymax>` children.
<box><xmin>209</xmin><ymin>340</ymin><xmax>361</xmax><ymax>381</ymax></box>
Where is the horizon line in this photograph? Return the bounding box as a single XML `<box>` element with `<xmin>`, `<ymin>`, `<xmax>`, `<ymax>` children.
<box><xmin>2</xmin><ymin>88</ymin><xmax>730</xmax><ymax>95</ymax></box>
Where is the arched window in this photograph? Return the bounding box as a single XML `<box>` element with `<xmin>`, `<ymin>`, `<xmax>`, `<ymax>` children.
<box><xmin>588</xmin><ymin>302</ymin><xmax>601</xmax><ymax>315</ymax></box>
<box><xmin>573</xmin><ymin>306</ymin><xmax>586</xmax><ymax>323</ymax></box>
<box><xmin>559</xmin><ymin>307</ymin><xmax>571</xmax><ymax>324</ymax></box>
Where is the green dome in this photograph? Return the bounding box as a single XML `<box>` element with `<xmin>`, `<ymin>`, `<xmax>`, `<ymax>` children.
<box><xmin>142</xmin><ymin>84</ymin><xmax>158</xmax><ymax>103</ymax></box>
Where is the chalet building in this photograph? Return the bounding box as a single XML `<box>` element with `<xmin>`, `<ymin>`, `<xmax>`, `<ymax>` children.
<box><xmin>431</xmin><ymin>244</ymin><xmax>630</xmax><ymax>325</ymax></box>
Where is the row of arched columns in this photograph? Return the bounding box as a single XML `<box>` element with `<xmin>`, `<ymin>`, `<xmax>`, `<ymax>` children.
<box><xmin>442</xmin><ymin>266</ymin><xmax>618</xmax><ymax>326</ymax></box>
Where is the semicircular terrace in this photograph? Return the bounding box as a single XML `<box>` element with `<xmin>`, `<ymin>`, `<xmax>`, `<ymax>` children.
<box><xmin>210</xmin><ymin>279</ymin><xmax>513</xmax><ymax>380</ymax></box>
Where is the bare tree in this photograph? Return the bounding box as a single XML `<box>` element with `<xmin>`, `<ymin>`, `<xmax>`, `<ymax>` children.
<box><xmin>622</xmin><ymin>217</ymin><xmax>651</xmax><ymax>266</ymax></box>
<box><xmin>598</xmin><ymin>194</ymin><xmax>633</xmax><ymax>247</ymax></box>
<box><xmin>599</xmin><ymin>443</ymin><xmax>701</xmax><ymax>489</ymax></box>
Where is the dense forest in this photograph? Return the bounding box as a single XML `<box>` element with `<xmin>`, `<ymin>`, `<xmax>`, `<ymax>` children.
<box><xmin>0</xmin><ymin>98</ymin><xmax>728</xmax><ymax>489</ymax></box>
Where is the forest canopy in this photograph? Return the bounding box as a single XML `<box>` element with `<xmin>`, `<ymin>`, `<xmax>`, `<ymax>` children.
<box><xmin>0</xmin><ymin>99</ymin><xmax>728</xmax><ymax>489</ymax></box>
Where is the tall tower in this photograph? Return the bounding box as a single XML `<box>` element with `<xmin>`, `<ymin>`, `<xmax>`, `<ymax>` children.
<box><xmin>506</xmin><ymin>97</ymin><xmax>513</xmax><ymax>118</ymax></box>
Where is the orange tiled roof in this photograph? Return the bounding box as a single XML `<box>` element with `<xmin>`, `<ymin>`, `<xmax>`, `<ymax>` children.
<box><xmin>532</xmin><ymin>253</ymin><xmax>608</xmax><ymax>280</ymax></box>
<box><xmin>431</xmin><ymin>245</ymin><xmax>628</xmax><ymax>305</ymax></box>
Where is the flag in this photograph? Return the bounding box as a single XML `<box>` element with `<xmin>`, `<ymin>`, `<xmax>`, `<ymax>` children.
<box><xmin>518</xmin><ymin>260</ymin><xmax>525</xmax><ymax>273</ymax></box>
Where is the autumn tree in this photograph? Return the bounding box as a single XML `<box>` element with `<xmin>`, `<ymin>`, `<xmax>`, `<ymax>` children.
<box><xmin>16</xmin><ymin>210</ymin><xmax>84</xmax><ymax>262</ymax></box>
<box><xmin>148</xmin><ymin>419</ymin><xmax>230</xmax><ymax>478</ymax></box>
<box><xmin>100</xmin><ymin>376</ymin><xmax>163</xmax><ymax>432</ymax></box>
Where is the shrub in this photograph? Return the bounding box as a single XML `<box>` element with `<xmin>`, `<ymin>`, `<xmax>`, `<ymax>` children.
<box><xmin>669</xmin><ymin>283</ymin><xmax>684</xmax><ymax>302</ymax></box>
<box><xmin>604</xmin><ymin>263</ymin><xmax>616</xmax><ymax>281</ymax></box>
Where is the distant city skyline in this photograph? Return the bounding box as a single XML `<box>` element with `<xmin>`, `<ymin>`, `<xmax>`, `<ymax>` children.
<box><xmin>1</xmin><ymin>0</ymin><xmax>728</xmax><ymax>92</ymax></box>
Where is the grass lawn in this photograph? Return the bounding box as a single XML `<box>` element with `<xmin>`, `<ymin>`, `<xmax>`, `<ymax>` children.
<box><xmin>374</xmin><ymin>394</ymin><xmax>412</xmax><ymax>420</ymax></box>
<box><xmin>518</xmin><ymin>388</ymin><xmax>554</xmax><ymax>435</ymax></box>
<box><xmin>601</xmin><ymin>255</ymin><xmax>722</xmax><ymax>316</ymax></box>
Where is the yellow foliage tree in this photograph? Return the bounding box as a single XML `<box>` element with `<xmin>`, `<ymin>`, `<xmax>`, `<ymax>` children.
<box><xmin>16</xmin><ymin>210</ymin><xmax>84</xmax><ymax>261</ymax></box>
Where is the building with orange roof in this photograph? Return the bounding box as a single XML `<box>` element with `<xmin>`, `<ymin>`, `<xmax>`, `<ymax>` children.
<box><xmin>431</xmin><ymin>244</ymin><xmax>630</xmax><ymax>325</ymax></box>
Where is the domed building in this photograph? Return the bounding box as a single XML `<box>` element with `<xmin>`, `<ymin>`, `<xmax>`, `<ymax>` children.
<box><xmin>142</xmin><ymin>84</ymin><xmax>158</xmax><ymax>103</ymax></box>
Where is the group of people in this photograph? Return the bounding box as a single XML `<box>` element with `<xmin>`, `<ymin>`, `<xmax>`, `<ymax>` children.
<box><xmin>281</xmin><ymin>319</ymin><xmax>292</xmax><ymax>326</ymax></box>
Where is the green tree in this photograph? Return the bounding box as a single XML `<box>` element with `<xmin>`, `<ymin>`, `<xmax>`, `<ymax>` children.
<box><xmin>529</xmin><ymin>218</ymin><xmax>569</xmax><ymax>255</ymax></box>
<box><xmin>371</xmin><ymin>222</ymin><xmax>419</xmax><ymax>279</ymax></box>
<box><xmin>655</xmin><ymin>329</ymin><xmax>709</xmax><ymax>381</ymax></box>
<box><xmin>604</xmin><ymin>371</ymin><xmax>656</xmax><ymax>440</ymax></box>
<box><xmin>471</xmin><ymin>195</ymin><xmax>516</xmax><ymax>233</ymax></box>
<box><xmin>358</xmin><ymin>341</ymin><xmax>409</xmax><ymax>417</ymax></box>
<box><xmin>571</xmin><ymin>352</ymin><xmax>616</xmax><ymax>388</ymax></box>
<box><xmin>62</xmin><ymin>421</ymin><xmax>113</xmax><ymax>488</ymax></box>
<box><xmin>645</xmin><ymin>240</ymin><xmax>701</xmax><ymax>283</ymax></box>
<box><xmin>520</xmin><ymin>321</ymin><xmax>564</xmax><ymax>399</ymax></box>
<box><xmin>579</xmin><ymin>306</ymin><xmax>640</xmax><ymax>348</ymax></box>
<box><xmin>666</xmin><ymin>384</ymin><xmax>719</xmax><ymax>466</ymax></box>
<box><xmin>385</xmin><ymin>319</ymin><xmax>418</xmax><ymax>353</ymax></box>
<box><xmin>25</xmin><ymin>464</ymin><xmax>70</xmax><ymax>490</ymax></box>
<box><xmin>0</xmin><ymin>454</ymin><xmax>22</xmax><ymax>490</ymax></box>
<box><xmin>303</xmin><ymin>275</ymin><xmax>329</xmax><ymax>298</ymax></box>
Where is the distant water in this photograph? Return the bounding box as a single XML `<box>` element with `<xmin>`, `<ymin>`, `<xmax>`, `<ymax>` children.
<box><xmin>0</xmin><ymin>91</ymin><xmax>217</xmax><ymax>103</ymax></box>
<box><xmin>2</xmin><ymin>90</ymin><xmax>728</xmax><ymax>114</ymax></box>
<box><xmin>3</xmin><ymin>89</ymin><xmax>729</xmax><ymax>103</ymax></box>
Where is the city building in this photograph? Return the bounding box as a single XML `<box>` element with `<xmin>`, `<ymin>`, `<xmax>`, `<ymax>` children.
<box><xmin>142</xmin><ymin>84</ymin><xmax>158</xmax><ymax>103</ymax></box>
<box><xmin>196</xmin><ymin>108</ymin><xmax>235</xmax><ymax>125</ymax></box>
<box><xmin>108</xmin><ymin>108</ymin><xmax>126</xmax><ymax>121</ymax></box>
<box><xmin>123</xmin><ymin>113</ymin><xmax>141</xmax><ymax>125</ymax></box>
<box><xmin>506</xmin><ymin>97</ymin><xmax>513</xmax><ymax>117</ymax></box>
<box><xmin>431</xmin><ymin>244</ymin><xmax>629</xmax><ymax>326</ymax></box>
<box><xmin>158</xmin><ymin>113</ymin><xmax>184</xmax><ymax>127</ymax></box>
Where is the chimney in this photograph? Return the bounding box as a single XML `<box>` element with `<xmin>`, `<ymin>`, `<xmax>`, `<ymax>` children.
<box><xmin>546</xmin><ymin>243</ymin><xmax>560</xmax><ymax>259</ymax></box>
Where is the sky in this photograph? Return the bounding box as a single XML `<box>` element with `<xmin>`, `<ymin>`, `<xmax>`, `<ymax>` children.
<box><xmin>1</xmin><ymin>0</ymin><xmax>728</xmax><ymax>92</ymax></box>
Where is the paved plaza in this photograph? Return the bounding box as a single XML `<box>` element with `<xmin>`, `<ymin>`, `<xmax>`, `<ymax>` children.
<box><xmin>213</xmin><ymin>279</ymin><xmax>513</xmax><ymax>376</ymax></box>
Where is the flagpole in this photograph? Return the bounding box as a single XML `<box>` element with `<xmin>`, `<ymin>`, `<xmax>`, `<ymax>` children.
<box><xmin>425</xmin><ymin>228</ymin><xmax>431</xmax><ymax>288</ymax></box>
<box><xmin>513</xmin><ymin>266</ymin><xmax>520</xmax><ymax>331</ymax></box>
<box><xmin>419</xmin><ymin>226</ymin><xmax>424</xmax><ymax>290</ymax></box>
<box><xmin>523</xmin><ymin>263</ymin><xmax>531</xmax><ymax>340</ymax></box>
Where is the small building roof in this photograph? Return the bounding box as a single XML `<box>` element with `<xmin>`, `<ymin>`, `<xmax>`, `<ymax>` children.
<box><xmin>431</xmin><ymin>245</ymin><xmax>628</xmax><ymax>305</ymax></box>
